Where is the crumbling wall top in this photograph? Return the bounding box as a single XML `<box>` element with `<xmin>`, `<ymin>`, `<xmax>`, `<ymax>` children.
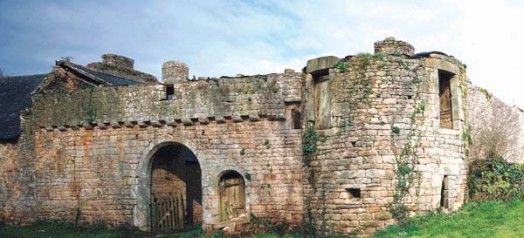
<box><xmin>102</xmin><ymin>54</ymin><xmax>134</xmax><ymax>69</ymax></box>
<box><xmin>374</xmin><ymin>37</ymin><xmax>415</xmax><ymax>56</ymax></box>
<box><xmin>162</xmin><ymin>60</ymin><xmax>189</xmax><ymax>84</ymax></box>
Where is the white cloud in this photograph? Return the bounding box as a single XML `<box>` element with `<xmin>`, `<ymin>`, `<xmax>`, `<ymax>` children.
<box><xmin>0</xmin><ymin>0</ymin><xmax>522</xmax><ymax>107</ymax></box>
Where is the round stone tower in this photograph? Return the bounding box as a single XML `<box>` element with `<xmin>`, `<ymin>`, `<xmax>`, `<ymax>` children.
<box><xmin>374</xmin><ymin>37</ymin><xmax>415</xmax><ymax>56</ymax></box>
<box><xmin>162</xmin><ymin>61</ymin><xmax>189</xmax><ymax>84</ymax></box>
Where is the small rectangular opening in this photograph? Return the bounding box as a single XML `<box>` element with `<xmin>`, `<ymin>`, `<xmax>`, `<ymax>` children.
<box><xmin>165</xmin><ymin>85</ymin><xmax>175</xmax><ymax>100</ymax></box>
<box><xmin>292</xmin><ymin>109</ymin><xmax>302</xmax><ymax>129</ymax></box>
<box><xmin>346</xmin><ymin>188</ymin><xmax>361</xmax><ymax>198</ymax></box>
<box><xmin>438</xmin><ymin>70</ymin><xmax>454</xmax><ymax>129</ymax></box>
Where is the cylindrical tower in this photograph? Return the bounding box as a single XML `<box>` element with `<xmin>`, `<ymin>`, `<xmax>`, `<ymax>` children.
<box><xmin>162</xmin><ymin>61</ymin><xmax>189</xmax><ymax>84</ymax></box>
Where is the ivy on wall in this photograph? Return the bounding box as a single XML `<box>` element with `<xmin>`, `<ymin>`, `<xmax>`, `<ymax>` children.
<box><xmin>388</xmin><ymin>60</ymin><xmax>425</xmax><ymax>223</ymax></box>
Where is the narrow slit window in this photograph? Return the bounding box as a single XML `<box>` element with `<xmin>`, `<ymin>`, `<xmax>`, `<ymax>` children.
<box><xmin>440</xmin><ymin>175</ymin><xmax>449</xmax><ymax>209</ymax></box>
<box><xmin>292</xmin><ymin>109</ymin><xmax>302</xmax><ymax>129</ymax></box>
<box><xmin>438</xmin><ymin>70</ymin><xmax>454</xmax><ymax>129</ymax></box>
<box><xmin>166</xmin><ymin>85</ymin><xmax>175</xmax><ymax>100</ymax></box>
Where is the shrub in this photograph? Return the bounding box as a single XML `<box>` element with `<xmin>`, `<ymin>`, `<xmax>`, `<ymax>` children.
<box><xmin>468</xmin><ymin>158</ymin><xmax>524</xmax><ymax>201</ymax></box>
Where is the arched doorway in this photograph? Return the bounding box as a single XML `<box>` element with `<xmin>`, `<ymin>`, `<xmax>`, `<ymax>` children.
<box><xmin>218</xmin><ymin>171</ymin><xmax>246</xmax><ymax>222</ymax></box>
<box><xmin>149</xmin><ymin>142</ymin><xmax>202</xmax><ymax>231</ymax></box>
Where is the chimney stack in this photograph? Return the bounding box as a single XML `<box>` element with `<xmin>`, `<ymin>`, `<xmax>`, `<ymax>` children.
<box><xmin>101</xmin><ymin>54</ymin><xmax>134</xmax><ymax>69</ymax></box>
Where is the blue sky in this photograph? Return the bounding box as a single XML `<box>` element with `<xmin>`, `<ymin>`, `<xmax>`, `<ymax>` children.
<box><xmin>1</xmin><ymin>0</ymin><xmax>523</xmax><ymax>107</ymax></box>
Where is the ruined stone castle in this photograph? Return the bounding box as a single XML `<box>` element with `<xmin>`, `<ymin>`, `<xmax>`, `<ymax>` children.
<box><xmin>0</xmin><ymin>37</ymin><xmax>523</xmax><ymax>235</ymax></box>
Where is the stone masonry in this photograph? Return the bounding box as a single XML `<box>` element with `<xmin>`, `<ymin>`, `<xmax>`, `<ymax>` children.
<box><xmin>0</xmin><ymin>37</ymin><xmax>522</xmax><ymax>235</ymax></box>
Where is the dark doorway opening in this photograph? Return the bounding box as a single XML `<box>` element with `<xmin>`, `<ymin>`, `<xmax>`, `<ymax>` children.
<box><xmin>440</xmin><ymin>175</ymin><xmax>449</xmax><ymax>209</ymax></box>
<box><xmin>150</xmin><ymin>143</ymin><xmax>202</xmax><ymax>231</ymax></box>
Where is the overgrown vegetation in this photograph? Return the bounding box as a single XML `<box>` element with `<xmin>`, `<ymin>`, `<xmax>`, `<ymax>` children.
<box><xmin>336</xmin><ymin>53</ymin><xmax>383</xmax><ymax>131</ymax></box>
<box><xmin>468</xmin><ymin>158</ymin><xmax>524</xmax><ymax>201</ymax></box>
<box><xmin>83</xmin><ymin>88</ymin><xmax>97</xmax><ymax>124</ymax></box>
<box><xmin>7</xmin><ymin>200</ymin><xmax>524</xmax><ymax>238</ymax></box>
<box><xmin>0</xmin><ymin>220</ymin><xmax>146</xmax><ymax>238</ymax></box>
<box><xmin>388</xmin><ymin>62</ymin><xmax>425</xmax><ymax>224</ymax></box>
<box><xmin>302</xmin><ymin>125</ymin><xmax>319</xmax><ymax>166</ymax></box>
<box><xmin>479</xmin><ymin>87</ymin><xmax>492</xmax><ymax>101</ymax></box>
<box><xmin>469</xmin><ymin>97</ymin><xmax>521</xmax><ymax>161</ymax></box>
<box><xmin>374</xmin><ymin>200</ymin><xmax>524</xmax><ymax>238</ymax></box>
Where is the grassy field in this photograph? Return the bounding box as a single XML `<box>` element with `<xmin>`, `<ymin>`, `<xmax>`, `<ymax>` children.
<box><xmin>374</xmin><ymin>200</ymin><xmax>524</xmax><ymax>238</ymax></box>
<box><xmin>1</xmin><ymin>200</ymin><xmax>522</xmax><ymax>237</ymax></box>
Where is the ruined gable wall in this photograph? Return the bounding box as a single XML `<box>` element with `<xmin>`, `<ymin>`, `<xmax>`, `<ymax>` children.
<box><xmin>2</xmin><ymin>71</ymin><xmax>305</xmax><ymax>228</ymax></box>
<box><xmin>0</xmin><ymin>142</ymin><xmax>19</xmax><ymax>221</ymax></box>
<box><xmin>467</xmin><ymin>86</ymin><xmax>524</xmax><ymax>163</ymax></box>
<box><xmin>31</xmin><ymin>71</ymin><xmax>302</xmax><ymax>127</ymax></box>
<box><xmin>303</xmin><ymin>52</ymin><xmax>468</xmax><ymax>234</ymax></box>
<box><xmin>0</xmin><ymin>116</ymin><xmax>38</xmax><ymax>224</ymax></box>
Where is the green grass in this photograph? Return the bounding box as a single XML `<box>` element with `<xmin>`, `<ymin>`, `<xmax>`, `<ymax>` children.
<box><xmin>2</xmin><ymin>200</ymin><xmax>523</xmax><ymax>238</ymax></box>
<box><xmin>374</xmin><ymin>200</ymin><xmax>524</xmax><ymax>238</ymax></box>
<box><xmin>0</xmin><ymin>221</ymin><xmax>147</xmax><ymax>238</ymax></box>
<box><xmin>0</xmin><ymin>222</ymin><xmax>221</xmax><ymax>238</ymax></box>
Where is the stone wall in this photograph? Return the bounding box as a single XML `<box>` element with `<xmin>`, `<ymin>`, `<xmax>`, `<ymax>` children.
<box><xmin>467</xmin><ymin>85</ymin><xmax>524</xmax><ymax>163</ymax></box>
<box><xmin>1</xmin><ymin>38</ymin><xmax>505</xmax><ymax>236</ymax></box>
<box><xmin>0</xmin><ymin>141</ymin><xmax>19</xmax><ymax>221</ymax></box>
<box><xmin>26</xmin><ymin>117</ymin><xmax>303</xmax><ymax>228</ymax></box>
<box><xmin>0</xmin><ymin>116</ymin><xmax>37</xmax><ymax>224</ymax></box>
<box><xmin>86</xmin><ymin>54</ymin><xmax>157</xmax><ymax>84</ymax></box>
<box><xmin>0</xmin><ymin>71</ymin><xmax>305</xmax><ymax>230</ymax></box>
<box><xmin>302</xmin><ymin>49</ymin><xmax>468</xmax><ymax>234</ymax></box>
<box><xmin>30</xmin><ymin>72</ymin><xmax>302</xmax><ymax>128</ymax></box>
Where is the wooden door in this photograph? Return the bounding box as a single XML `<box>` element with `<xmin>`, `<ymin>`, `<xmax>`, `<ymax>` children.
<box><xmin>151</xmin><ymin>193</ymin><xmax>185</xmax><ymax>232</ymax></box>
<box><xmin>219</xmin><ymin>177</ymin><xmax>246</xmax><ymax>221</ymax></box>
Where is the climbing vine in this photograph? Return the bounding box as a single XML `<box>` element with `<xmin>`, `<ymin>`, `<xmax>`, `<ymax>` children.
<box><xmin>336</xmin><ymin>53</ymin><xmax>384</xmax><ymax>131</ymax></box>
<box><xmin>302</xmin><ymin>125</ymin><xmax>319</xmax><ymax>167</ymax></box>
<box><xmin>389</xmin><ymin>60</ymin><xmax>425</xmax><ymax>223</ymax></box>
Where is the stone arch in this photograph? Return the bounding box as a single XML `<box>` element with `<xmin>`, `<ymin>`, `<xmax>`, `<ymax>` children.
<box><xmin>133</xmin><ymin>140</ymin><xmax>202</xmax><ymax>231</ymax></box>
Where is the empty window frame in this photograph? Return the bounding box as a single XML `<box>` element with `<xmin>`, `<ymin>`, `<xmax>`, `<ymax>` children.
<box><xmin>438</xmin><ymin>70</ymin><xmax>454</xmax><ymax>129</ymax></box>
<box><xmin>166</xmin><ymin>85</ymin><xmax>175</xmax><ymax>100</ymax></box>
<box><xmin>313</xmin><ymin>73</ymin><xmax>330</xmax><ymax>129</ymax></box>
<box><xmin>292</xmin><ymin>109</ymin><xmax>302</xmax><ymax>129</ymax></box>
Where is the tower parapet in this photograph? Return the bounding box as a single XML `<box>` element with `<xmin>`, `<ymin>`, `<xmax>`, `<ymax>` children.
<box><xmin>374</xmin><ymin>37</ymin><xmax>415</xmax><ymax>56</ymax></box>
<box><xmin>162</xmin><ymin>60</ymin><xmax>189</xmax><ymax>84</ymax></box>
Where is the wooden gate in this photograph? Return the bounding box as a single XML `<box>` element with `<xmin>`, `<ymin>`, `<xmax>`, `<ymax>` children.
<box><xmin>219</xmin><ymin>176</ymin><xmax>246</xmax><ymax>221</ymax></box>
<box><xmin>151</xmin><ymin>193</ymin><xmax>185</xmax><ymax>232</ymax></box>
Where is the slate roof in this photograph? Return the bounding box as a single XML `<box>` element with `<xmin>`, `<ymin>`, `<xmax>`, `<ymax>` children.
<box><xmin>412</xmin><ymin>51</ymin><xmax>449</xmax><ymax>58</ymax></box>
<box><xmin>61</xmin><ymin>61</ymin><xmax>139</xmax><ymax>86</ymax></box>
<box><xmin>0</xmin><ymin>74</ymin><xmax>47</xmax><ymax>140</ymax></box>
